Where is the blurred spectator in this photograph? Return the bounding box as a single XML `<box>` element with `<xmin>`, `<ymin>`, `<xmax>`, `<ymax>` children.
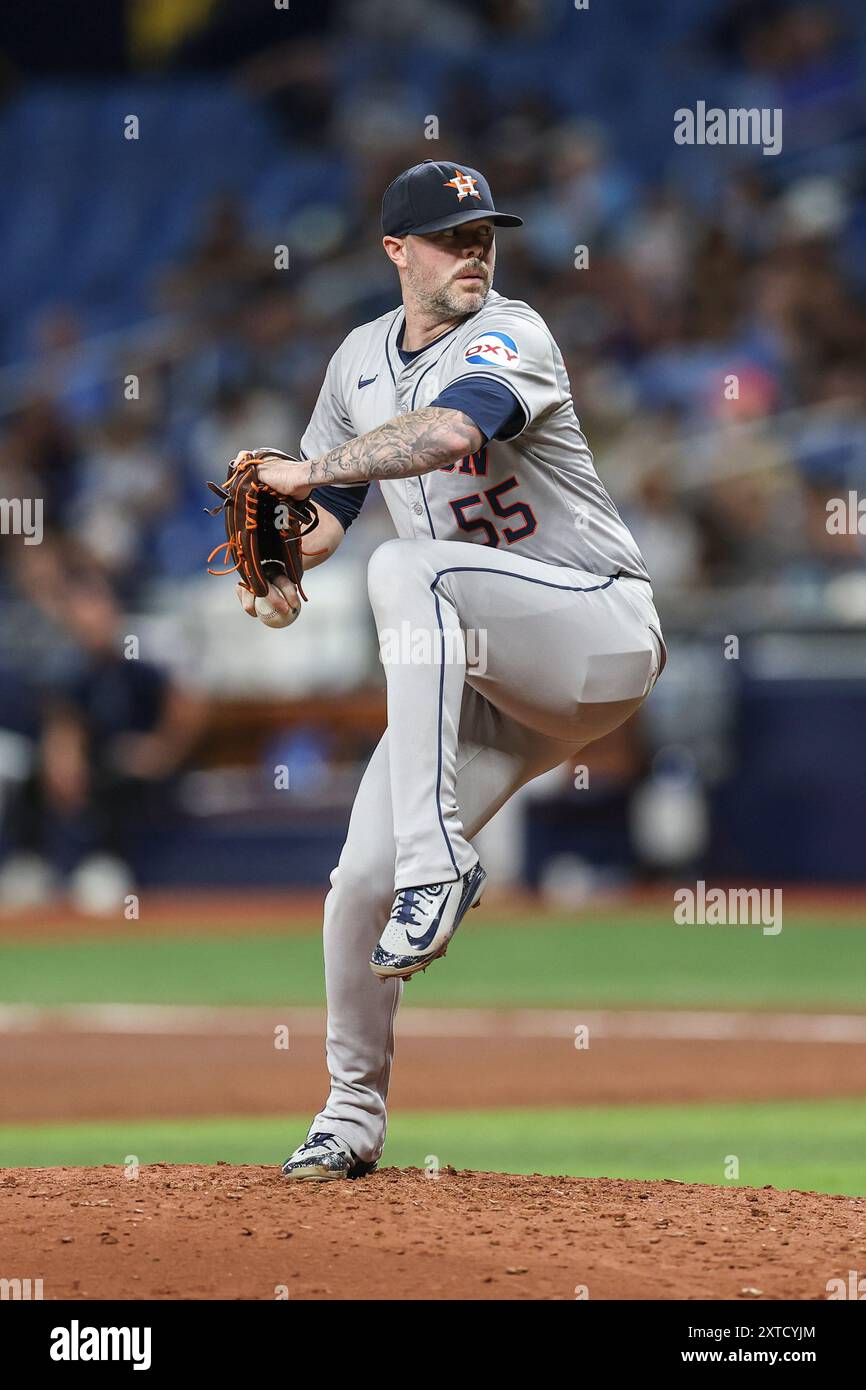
<box><xmin>0</xmin><ymin>398</ymin><xmax>80</xmax><ymax>545</ymax></box>
<box><xmin>68</xmin><ymin>413</ymin><xmax>175</xmax><ymax>578</ymax></box>
<box><xmin>526</xmin><ymin>121</ymin><xmax>636</xmax><ymax>270</ymax></box>
<box><xmin>188</xmin><ymin>382</ymin><xmax>300</xmax><ymax>487</ymax></box>
<box><xmin>160</xmin><ymin>196</ymin><xmax>276</xmax><ymax>326</ymax></box>
<box><xmin>0</xmin><ymin>576</ymin><xmax>204</xmax><ymax>913</ymax></box>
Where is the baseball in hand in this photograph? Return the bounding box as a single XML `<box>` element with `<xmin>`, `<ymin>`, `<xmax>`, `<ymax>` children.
<box><xmin>255</xmin><ymin>582</ymin><xmax>300</xmax><ymax>629</ymax></box>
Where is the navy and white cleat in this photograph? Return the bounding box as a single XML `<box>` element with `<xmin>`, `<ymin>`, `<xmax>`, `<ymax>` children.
<box><xmin>281</xmin><ymin>1132</ymin><xmax>376</xmax><ymax>1182</ymax></box>
<box><xmin>370</xmin><ymin>861</ymin><xmax>487</xmax><ymax>981</ymax></box>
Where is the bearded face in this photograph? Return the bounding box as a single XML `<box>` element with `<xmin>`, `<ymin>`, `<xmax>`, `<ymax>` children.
<box><xmin>402</xmin><ymin>221</ymin><xmax>496</xmax><ymax>320</ymax></box>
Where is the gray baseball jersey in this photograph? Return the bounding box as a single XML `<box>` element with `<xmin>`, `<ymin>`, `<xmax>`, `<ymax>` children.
<box><xmin>295</xmin><ymin>288</ymin><xmax>665</xmax><ymax>1166</ymax></box>
<box><xmin>300</xmin><ymin>289</ymin><xmax>649</xmax><ymax>580</ymax></box>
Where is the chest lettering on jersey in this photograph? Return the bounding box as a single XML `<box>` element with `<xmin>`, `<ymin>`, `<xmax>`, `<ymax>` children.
<box><xmin>440</xmin><ymin>446</ymin><xmax>488</xmax><ymax>477</ymax></box>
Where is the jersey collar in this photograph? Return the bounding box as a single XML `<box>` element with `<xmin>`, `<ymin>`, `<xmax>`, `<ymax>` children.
<box><xmin>386</xmin><ymin>295</ymin><xmax>502</xmax><ymax>381</ymax></box>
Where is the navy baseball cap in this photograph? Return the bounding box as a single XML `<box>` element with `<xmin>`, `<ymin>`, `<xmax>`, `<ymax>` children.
<box><xmin>381</xmin><ymin>159</ymin><xmax>523</xmax><ymax>237</ymax></box>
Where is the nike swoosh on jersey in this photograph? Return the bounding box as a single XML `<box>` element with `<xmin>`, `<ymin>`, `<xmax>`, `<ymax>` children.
<box><xmin>358</xmin><ymin>374</ymin><xmax>378</xmax><ymax>389</ymax></box>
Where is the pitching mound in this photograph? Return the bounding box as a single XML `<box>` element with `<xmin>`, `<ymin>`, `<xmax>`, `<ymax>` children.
<box><xmin>3</xmin><ymin>1165</ymin><xmax>861</xmax><ymax>1300</ymax></box>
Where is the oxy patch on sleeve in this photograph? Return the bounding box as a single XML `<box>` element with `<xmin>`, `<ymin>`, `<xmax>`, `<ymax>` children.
<box><xmin>463</xmin><ymin>331</ymin><xmax>520</xmax><ymax>368</ymax></box>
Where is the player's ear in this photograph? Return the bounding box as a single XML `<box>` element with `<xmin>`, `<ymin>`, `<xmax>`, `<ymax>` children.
<box><xmin>382</xmin><ymin>235</ymin><xmax>408</xmax><ymax>270</ymax></box>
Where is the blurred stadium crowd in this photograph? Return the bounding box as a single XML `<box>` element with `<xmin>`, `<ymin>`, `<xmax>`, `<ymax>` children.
<box><xmin>1</xmin><ymin>0</ymin><xmax>865</xmax><ymax>904</ymax></box>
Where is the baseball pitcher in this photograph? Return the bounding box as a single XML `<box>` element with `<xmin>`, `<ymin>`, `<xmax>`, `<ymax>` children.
<box><xmin>226</xmin><ymin>160</ymin><xmax>666</xmax><ymax>1180</ymax></box>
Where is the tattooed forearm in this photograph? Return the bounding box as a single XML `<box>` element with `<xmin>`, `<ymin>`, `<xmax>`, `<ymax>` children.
<box><xmin>306</xmin><ymin>408</ymin><xmax>483</xmax><ymax>485</ymax></box>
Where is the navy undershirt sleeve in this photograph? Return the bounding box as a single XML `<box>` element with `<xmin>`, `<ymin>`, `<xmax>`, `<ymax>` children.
<box><xmin>310</xmin><ymin>482</ymin><xmax>370</xmax><ymax>531</ymax></box>
<box><xmin>429</xmin><ymin>376</ymin><xmax>526</xmax><ymax>443</ymax></box>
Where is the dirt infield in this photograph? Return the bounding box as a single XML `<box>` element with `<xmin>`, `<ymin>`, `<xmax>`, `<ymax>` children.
<box><xmin>4</xmin><ymin>1005</ymin><xmax>866</xmax><ymax>1122</ymax></box>
<box><xmin>3</xmin><ymin>890</ymin><xmax>864</xmax><ymax>1302</ymax></box>
<box><xmin>2</xmin><ymin>1163</ymin><xmax>861</xmax><ymax>1300</ymax></box>
<box><xmin>2</xmin><ymin>885</ymin><xmax>866</xmax><ymax>939</ymax></box>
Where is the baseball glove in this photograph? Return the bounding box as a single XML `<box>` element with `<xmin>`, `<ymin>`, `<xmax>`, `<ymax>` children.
<box><xmin>205</xmin><ymin>448</ymin><xmax>320</xmax><ymax>601</ymax></box>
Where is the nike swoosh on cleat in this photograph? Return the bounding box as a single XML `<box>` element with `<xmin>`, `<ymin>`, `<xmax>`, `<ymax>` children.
<box><xmin>405</xmin><ymin>896</ymin><xmax>450</xmax><ymax>950</ymax></box>
<box><xmin>358</xmin><ymin>374</ymin><xmax>378</xmax><ymax>389</ymax></box>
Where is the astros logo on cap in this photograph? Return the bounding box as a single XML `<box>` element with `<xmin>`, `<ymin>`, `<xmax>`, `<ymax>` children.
<box><xmin>444</xmin><ymin>170</ymin><xmax>481</xmax><ymax>202</ymax></box>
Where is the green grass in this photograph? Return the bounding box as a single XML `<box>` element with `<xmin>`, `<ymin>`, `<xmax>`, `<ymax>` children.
<box><xmin>1</xmin><ymin>914</ymin><xmax>865</xmax><ymax>1009</ymax></box>
<box><xmin>3</xmin><ymin>1099</ymin><xmax>865</xmax><ymax>1194</ymax></box>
